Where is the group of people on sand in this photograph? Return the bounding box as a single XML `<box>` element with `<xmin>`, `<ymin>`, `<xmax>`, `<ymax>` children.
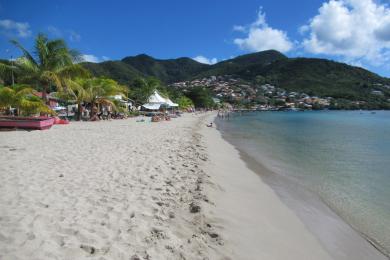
<box><xmin>78</xmin><ymin>105</ymin><xmax>127</xmax><ymax>121</ymax></box>
<box><xmin>151</xmin><ymin>114</ymin><xmax>171</xmax><ymax>122</ymax></box>
<box><xmin>90</xmin><ymin>111</ymin><xmax>127</xmax><ymax>121</ymax></box>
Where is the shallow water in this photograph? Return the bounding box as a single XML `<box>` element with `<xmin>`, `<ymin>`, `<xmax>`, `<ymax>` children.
<box><xmin>217</xmin><ymin>111</ymin><xmax>390</xmax><ymax>256</ymax></box>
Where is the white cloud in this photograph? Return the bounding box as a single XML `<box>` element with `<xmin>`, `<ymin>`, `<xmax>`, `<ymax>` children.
<box><xmin>301</xmin><ymin>0</ymin><xmax>390</xmax><ymax>66</ymax></box>
<box><xmin>233</xmin><ymin>8</ymin><xmax>293</xmax><ymax>53</ymax></box>
<box><xmin>82</xmin><ymin>54</ymin><xmax>100</xmax><ymax>63</ymax></box>
<box><xmin>298</xmin><ymin>25</ymin><xmax>309</xmax><ymax>35</ymax></box>
<box><xmin>81</xmin><ymin>54</ymin><xmax>110</xmax><ymax>63</ymax></box>
<box><xmin>233</xmin><ymin>25</ymin><xmax>246</xmax><ymax>32</ymax></box>
<box><xmin>0</xmin><ymin>19</ymin><xmax>32</xmax><ymax>38</ymax></box>
<box><xmin>47</xmin><ymin>25</ymin><xmax>62</xmax><ymax>37</ymax></box>
<box><xmin>69</xmin><ymin>30</ymin><xmax>81</xmax><ymax>42</ymax></box>
<box><xmin>193</xmin><ymin>55</ymin><xmax>218</xmax><ymax>65</ymax></box>
<box><xmin>47</xmin><ymin>27</ymin><xmax>83</xmax><ymax>43</ymax></box>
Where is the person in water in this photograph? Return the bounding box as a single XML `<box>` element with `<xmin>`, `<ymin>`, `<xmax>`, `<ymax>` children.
<box><xmin>206</xmin><ymin>122</ymin><xmax>213</xmax><ymax>127</ymax></box>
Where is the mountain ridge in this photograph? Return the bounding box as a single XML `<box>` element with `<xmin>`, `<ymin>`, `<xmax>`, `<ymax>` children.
<box><xmin>82</xmin><ymin>50</ymin><xmax>390</xmax><ymax>99</ymax></box>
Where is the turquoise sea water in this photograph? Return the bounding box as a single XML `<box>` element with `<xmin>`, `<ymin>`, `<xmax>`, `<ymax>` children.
<box><xmin>217</xmin><ymin>111</ymin><xmax>390</xmax><ymax>256</ymax></box>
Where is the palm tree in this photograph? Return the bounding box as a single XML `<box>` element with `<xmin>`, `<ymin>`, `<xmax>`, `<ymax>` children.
<box><xmin>0</xmin><ymin>84</ymin><xmax>52</xmax><ymax>116</ymax></box>
<box><xmin>0</xmin><ymin>58</ymin><xmax>18</xmax><ymax>86</ymax></box>
<box><xmin>84</xmin><ymin>78</ymin><xmax>127</xmax><ymax>119</ymax></box>
<box><xmin>62</xmin><ymin>77</ymin><xmax>127</xmax><ymax>120</ymax></box>
<box><xmin>130</xmin><ymin>77</ymin><xmax>162</xmax><ymax>104</ymax></box>
<box><xmin>0</xmin><ymin>33</ymin><xmax>88</xmax><ymax>104</ymax></box>
<box><xmin>57</xmin><ymin>78</ymin><xmax>88</xmax><ymax>121</ymax></box>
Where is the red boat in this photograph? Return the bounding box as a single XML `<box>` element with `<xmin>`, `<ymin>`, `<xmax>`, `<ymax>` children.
<box><xmin>53</xmin><ymin>117</ymin><xmax>69</xmax><ymax>125</ymax></box>
<box><xmin>0</xmin><ymin>116</ymin><xmax>55</xmax><ymax>130</ymax></box>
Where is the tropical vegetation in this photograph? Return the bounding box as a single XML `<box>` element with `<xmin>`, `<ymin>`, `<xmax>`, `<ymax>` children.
<box><xmin>61</xmin><ymin>77</ymin><xmax>127</xmax><ymax>120</ymax></box>
<box><xmin>0</xmin><ymin>34</ymin><xmax>137</xmax><ymax>118</ymax></box>
<box><xmin>0</xmin><ymin>33</ymin><xmax>88</xmax><ymax>103</ymax></box>
<box><xmin>176</xmin><ymin>96</ymin><xmax>194</xmax><ymax>109</ymax></box>
<box><xmin>186</xmin><ymin>87</ymin><xmax>215</xmax><ymax>108</ymax></box>
<box><xmin>0</xmin><ymin>84</ymin><xmax>53</xmax><ymax>115</ymax></box>
<box><xmin>129</xmin><ymin>77</ymin><xmax>163</xmax><ymax>104</ymax></box>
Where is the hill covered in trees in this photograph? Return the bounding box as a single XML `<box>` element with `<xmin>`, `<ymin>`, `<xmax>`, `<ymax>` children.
<box><xmin>83</xmin><ymin>54</ymin><xmax>209</xmax><ymax>84</ymax></box>
<box><xmin>82</xmin><ymin>50</ymin><xmax>390</xmax><ymax>100</ymax></box>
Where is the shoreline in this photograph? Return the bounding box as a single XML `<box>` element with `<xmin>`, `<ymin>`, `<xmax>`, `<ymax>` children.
<box><xmin>211</xmin><ymin>115</ymin><xmax>388</xmax><ymax>260</ymax></box>
<box><xmin>200</xmin><ymin>113</ymin><xmax>332</xmax><ymax>260</ymax></box>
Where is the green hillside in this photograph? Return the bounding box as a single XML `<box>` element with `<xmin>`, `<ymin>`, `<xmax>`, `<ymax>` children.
<box><xmin>194</xmin><ymin>50</ymin><xmax>287</xmax><ymax>78</ymax></box>
<box><xmin>82</xmin><ymin>60</ymin><xmax>142</xmax><ymax>85</ymax></box>
<box><xmin>81</xmin><ymin>50</ymin><xmax>390</xmax><ymax>99</ymax></box>
<box><xmin>121</xmin><ymin>54</ymin><xmax>210</xmax><ymax>82</ymax></box>
<box><xmin>237</xmin><ymin>58</ymin><xmax>390</xmax><ymax>99</ymax></box>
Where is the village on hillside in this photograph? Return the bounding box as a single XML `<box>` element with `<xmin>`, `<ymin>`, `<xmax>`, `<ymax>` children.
<box><xmin>170</xmin><ymin>75</ymin><xmax>390</xmax><ymax>111</ymax></box>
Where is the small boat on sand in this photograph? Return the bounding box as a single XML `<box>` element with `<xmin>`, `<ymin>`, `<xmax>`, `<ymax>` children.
<box><xmin>0</xmin><ymin>116</ymin><xmax>55</xmax><ymax>130</ymax></box>
<box><xmin>53</xmin><ymin>117</ymin><xmax>69</xmax><ymax>125</ymax></box>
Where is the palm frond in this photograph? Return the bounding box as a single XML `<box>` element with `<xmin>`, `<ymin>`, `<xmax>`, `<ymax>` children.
<box><xmin>34</xmin><ymin>33</ymin><xmax>49</xmax><ymax>69</ymax></box>
<box><xmin>46</xmin><ymin>39</ymin><xmax>74</xmax><ymax>69</ymax></box>
<box><xmin>19</xmin><ymin>97</ymin><xmax>54</xmax><ymax>116</ymax></box>
<box><xmin>69</xmin><ymin>49</ymin><xmax>83</xmax><ymax>63</ymax></box>
<box><xmin>13</xmin><ymin>84</ymin><xmax>35</xmax><ymax>93</ymax></box>
<box><xmin>0</xmin><ymin>87</ymin><xmax>16</xmax><ymax>107</ymax></box>
<box><xmin>15</xmin><ymin>86</ymin><xmax>36</xmax><ymax>97</ymax></box>
<box><xmin>0</xmin><ymin>63</ymin><xmax>14</xmax><ymax>80</ymax></box>
<box><xmin>62</xmin><ymin>78</ymin><xmax>88</xmax><ymax>102</ymax></box>
<box><xmin>40</xmin><ymin>70</ymin><xmax>62</xmax><ymax>89</ymax></box>
<box><xmin>10</xmin><ymin>39</ymin><xmax>38</xmax><ymax>67</ymax></box>
<box><xmin>56</xmin><ymin>64</ymin><xmax>90</xmax><ymax>79</ymax></box>
<box><xmin>16</xmin><ymin>57</ymin><xmax>39</xmax><ymax>74</ymax></box>
<box><xmin>0</xmin><ymin>62</ymin><xmax>12</xmax><ymax>73</ymax></box>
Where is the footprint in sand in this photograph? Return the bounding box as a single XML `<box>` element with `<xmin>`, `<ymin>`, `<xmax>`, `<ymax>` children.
<box><xmin>80</xmin><ymin>244</ymin><xmax>96</xmax><ymax>255</ymax></box>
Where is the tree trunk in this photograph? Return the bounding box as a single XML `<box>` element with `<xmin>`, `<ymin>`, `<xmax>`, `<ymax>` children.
<box><xmin>90</xmin><ymin>103</ymin><xmax>94</xmax><ymax>119</ymax></box>
<box><xmin>77</xmin><ymin>101</ymin><xmax>82</xmax><ymax>121</ymax></box>
<box><xmin>42</xmin><ymin>83</ymin><xmax>49</xmax><ymax>105</ymax></box>
<box><xmin>90</xmin><ymin>101</ymin><xmax>98</xmax><ymax>120</ymax></box>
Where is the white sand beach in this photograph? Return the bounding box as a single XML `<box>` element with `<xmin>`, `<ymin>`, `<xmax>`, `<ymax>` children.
<box><xmin>0</xmin><ymin>114</ymin><xmax>218</xmax><ymax>260</ymax></box>
<box><xmin>0</xmin><ymin>112</ymin><xmax>380</xmax><ymax>260</ymax></box>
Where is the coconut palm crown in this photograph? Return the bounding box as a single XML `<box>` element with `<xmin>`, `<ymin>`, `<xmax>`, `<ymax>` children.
<box><xmin>61</xmin><ymin>77</ymin><xmax>127</xmax><ymax>120</ymax></box>
<box><xmin>0</xmin><ymin>33</ymin><xmax>88</xmax><ymax>103</ymax></box>
<box><xmin>0</xmin><ymin>84</ymin><xmax>53</xmax><ymax>116</ymax></box>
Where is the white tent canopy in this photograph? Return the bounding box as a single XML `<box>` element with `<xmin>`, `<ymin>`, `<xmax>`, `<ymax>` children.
<box><xmin>142</xmin><ymin>103</ymin><xmax>162</xmax><ymax>110</ymax></box>
<box><xmin>148</xmin><ymin>91</ymin><xmax>167</xmax><ymax>103</ymax></box>
<box><xmin>142</xmin><ymin>90</ymin><xmax>178</xmax><ymax>110</ymax></box>
<box><xmin>165</xmin><ymin>98</ymin><xmax>179</xmax><ymax>107</ymax></box>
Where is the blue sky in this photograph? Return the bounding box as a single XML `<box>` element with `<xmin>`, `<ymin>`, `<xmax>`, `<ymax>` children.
<box><xmin>1</xmin><ymin>0</ymin><xmax>390</xmax><ymax>77</ymax></box>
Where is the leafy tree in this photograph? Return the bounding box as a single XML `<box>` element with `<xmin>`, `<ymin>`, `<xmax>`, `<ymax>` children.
<box><xmin>0</xmin><ymin>59</ymin><xmax>16</xmax><ymax>85</ymax></box>
<box><xmin>0</xmin><ymin>33</ymin><xmax>88</xmax><ymax>103</ymax></box>
<box><xmin>254</xmin><ymin>75</ymin><xmax>266</xmax><ymax>85</ymax></box>
<box><xmin>186</xmin><ymin>87</ymin><xmax>214</xmax><ymax>108</ymax></box>
<box><xmin>129</xmin><ymin>77</ymin><xmax>160</xmax><ymax>104</ymax></box>
<box><xmin>177</xmin><ymin>96</ymin><xmax>194</xmax><ymax>109</ymax></box>
<box><xmin>0</xmin><ymin>84</ymin><xmax>52</xmax><ymax>115</ymax></box>
<box><xmin>63</xmin><ymin>77</ymin><xmax>126</xmax><ymax>120</ymax></box>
